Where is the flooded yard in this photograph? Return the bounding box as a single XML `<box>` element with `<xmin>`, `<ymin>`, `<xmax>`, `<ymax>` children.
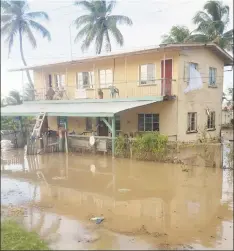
<box><xmin>1</xmin><ymin>145</ymin><xmax>233</xmax><ymax>250</ymax></box>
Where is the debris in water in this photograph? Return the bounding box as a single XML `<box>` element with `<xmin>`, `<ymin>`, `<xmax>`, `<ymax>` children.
<box><xmin>90</xmin><ymin>216</ymin><xmax>104</xmax><ymax>224</ymax></box>
<box><xmin>118</xmin><ymin>188</ymin><xmax>131</xmax><ymax>193</ymax></box>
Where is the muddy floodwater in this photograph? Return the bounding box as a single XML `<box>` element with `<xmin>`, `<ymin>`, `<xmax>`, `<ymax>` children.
<box><xmin>1</xmin><ymin>145</ymin><xmax>233</xmax><ymax>250</ymax></box>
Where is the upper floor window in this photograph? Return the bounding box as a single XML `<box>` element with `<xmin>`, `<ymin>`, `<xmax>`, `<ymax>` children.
<box><xmin>187</xmin><ymin>112</ymin><xmax>197</xmax><ymax>132</ymax></box>
<box><xmin>99</xmin><ymin>69</ymin><xmax>113</xmax><ymax>88</ymax></box>
<box><xmin>209</xmin><ymin>67</ymin><xmax>217</xmax><ymax>86</ymax></box>
<box><xmin>184</xmin><ymin>62</ymin><xmax>199</xmax><ymax>82</ymax></box>
<box><xmin>139</xmin><ymin>64</ymin><xmax>155</xmax><ymax>85</ymax></box>
<box><xmin>207</xmin><ymin>111</ymin><xmax>215</xmax><ymax>129</ymax></box>
<box><xmin>76</xmin><ymin>72</ymin><xmax>94</xmax><ymax>89</ymax></box>
<box><xmin>54</xmin><ymin>74</ymin><xmax>65</xmax><ymax>88</ymax></box>
<box><xmin>138</xmin><ymin>114</ymin><xmax>159</xmax><ymax>131</ymax></box>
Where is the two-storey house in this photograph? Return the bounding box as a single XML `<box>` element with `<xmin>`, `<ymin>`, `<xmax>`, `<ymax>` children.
<box><xmin>2</xmin><ymin>43</ymin><xmax>233</xmax><ymax>151</ymax></box>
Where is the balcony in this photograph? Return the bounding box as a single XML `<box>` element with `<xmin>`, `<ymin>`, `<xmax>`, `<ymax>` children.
<box><xmin>27</xmin><ymin>79</ymin><xmax>176</xmax><ymax>102</ymax></box>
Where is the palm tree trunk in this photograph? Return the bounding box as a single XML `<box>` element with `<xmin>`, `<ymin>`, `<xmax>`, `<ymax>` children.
<box><xmin>19</xmin><ymin>28</ymin><xmax>34</xmax><ymax>86</ymax></box>
<box><xmin>106</xmin><ymin>31</ymin><xmax>111</xmax><ymax>52</ymax></box>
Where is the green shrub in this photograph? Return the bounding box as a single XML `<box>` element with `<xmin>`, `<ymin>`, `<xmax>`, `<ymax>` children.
<box><xmin>115</xmin><ymin>136</ymin><xmax>130</xmax><ymax>158</ymax></box>
<box><xmin>132</xmin><ymin>132</ymin><xmax>168</xmax><ymax>161</ymax></box>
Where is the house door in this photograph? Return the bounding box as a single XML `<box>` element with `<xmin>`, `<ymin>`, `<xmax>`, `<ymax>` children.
<box><xmin>161</xmin><ymin>59</ymin><xmax>172</xmax><ymax>96</ymax></box>
<box><xmin>97</xmin><ymin>118</ymin><xmax>109</xmax><ymax>136</ymax></box>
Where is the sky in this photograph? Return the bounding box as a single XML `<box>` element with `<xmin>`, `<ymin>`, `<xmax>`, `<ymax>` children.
<box><xmin>1</xmin><ymin>0</ymin><xmax>233</xmax><ymax>96</ymax></box>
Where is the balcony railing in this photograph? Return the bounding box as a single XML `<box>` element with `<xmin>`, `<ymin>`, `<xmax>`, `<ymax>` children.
<box><xmin>24</xmin><ymin>79</ymin><xmax>176</xmax><ymax>101</ymax></box>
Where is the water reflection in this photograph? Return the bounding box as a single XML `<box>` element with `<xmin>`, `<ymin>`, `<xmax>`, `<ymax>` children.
<box><xmin>1</xmin><ymin>149</ymin><xmax>233</xmax><ymax>250</ymax></box>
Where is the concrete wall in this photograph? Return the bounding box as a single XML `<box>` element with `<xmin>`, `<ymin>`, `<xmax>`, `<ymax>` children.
<box><xmin>176</xmin><ymin>48</ymin><xmax>224</xmax><ymax>141</ymax></box>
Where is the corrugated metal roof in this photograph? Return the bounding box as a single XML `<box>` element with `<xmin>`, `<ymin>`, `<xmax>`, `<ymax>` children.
<box><xmin>1</xmin><ymin>99</ymin><xmax>163</xmax><ymax>117</ymax></box>
<box><xmin>9</xmin><ymin>43</ymin><xmax>233</xmax><ymax>71</ymax></box>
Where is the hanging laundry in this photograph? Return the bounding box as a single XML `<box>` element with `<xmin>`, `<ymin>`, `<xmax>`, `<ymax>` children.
<box><xmin>184</xmin><ymin>65</ymin><xmax>203</xmax><ymax>93</ymax></box>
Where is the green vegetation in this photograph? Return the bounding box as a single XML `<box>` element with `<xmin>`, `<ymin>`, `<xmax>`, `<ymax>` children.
<box><xmin>115</xmin><ymin>132</ymin><xmax>168</xmax><ymax>161</ymax></box>
<box><xmin>161</xmin><ymin>25</ymin><xmax>191</xmax><ymax>44</ymax></box>
<box><xmin>1</xmin><ymin>220</ymin><xmax>50</xmax><ymax>250</ymax></box>
<box><xmin>1</xmin><ymin>0</ymin><xmax>51</xmax><ymax>85</ymax></box>
<box><xmin>132</xmin><ymin>132</ymin><xmax>168</xmax><ymax>161</ymax></box>
<box><xmin>161</xmin><ymin>0</ymin><xmax>233</xmax><ymax>51</ymax></box>
<box><xmin>115</xmin><ymin>135</ymin><xmax>130</xmax><ymax>158</ymax></box>
<box><xmin>73</xmin><ymin>0</ymin><xmax>133</xmax><ymax>54</ymax></box>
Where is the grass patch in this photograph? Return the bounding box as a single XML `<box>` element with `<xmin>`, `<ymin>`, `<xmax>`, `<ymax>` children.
<box><xmin>1</xmin><ymin>220</ymin><xmax>50</xmax><ymax>250</ymax></box>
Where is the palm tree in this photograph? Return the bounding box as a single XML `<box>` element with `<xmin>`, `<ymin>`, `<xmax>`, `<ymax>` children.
<box><xmin>1</xmin><ymin>1</ymin><xmax>51</xmax><ymax>86</ymax></box>
<box><xmin>190</xmin><ymin>0</ymin><xmax>233</xmax><ymax>51</ymax></box>
<box><xmin>73</xmin><ymin>0</ymin><xmax>133</xmax><ymax>54</ymax></box>
<box><xmin>23</xmin><ymin>82</ymin><xmax>36</xmax><ymax>101</ymax></box>
<box><xmin>161</xmin><ymin>25</ymin><xmax>191</xmax><ymax>44</ymax></box>
<box><xmin>5</xmin><ymin>90</ymin><xmax>23</xmax><ymax>105</ymax></box>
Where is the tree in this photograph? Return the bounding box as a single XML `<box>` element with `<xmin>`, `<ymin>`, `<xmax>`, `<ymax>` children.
<box><xmin>23</xmin><ymin>82</ymin><xmax>36</xmax><ymax>101</ymax></box>
<box><xmin>1</xmin><ymin>1</ymin><xmax>51</xmax><ymax>85</ymax></box>
<box><xmin>190</xmin><ymin>0</ymin><xmax>233</xmax><ymax>51</ymax></box>
<box><xmin>73</xmin><ymin>0</ymin><xmax>133</xmax><ymax>54</ymax></box>
<box><xmin>161</xmin><ymin>25</ymin><xmax>191</xmax><ymax>44</ymax></box>
<box><xmin>223</xmin><ymin>87</ymin><xmax>233</xmax><ymax>107</ymax></box>
<box><xmin>5</xmin><ymin>90</ymin><xmax>23</xmax><ymax>106</ymax></box>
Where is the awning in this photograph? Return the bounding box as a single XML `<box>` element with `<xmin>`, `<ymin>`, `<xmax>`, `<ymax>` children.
<box><xmin>1</xmin><ymin>98</ymin><xmax>163</xmax><ymax>117</ymax></box>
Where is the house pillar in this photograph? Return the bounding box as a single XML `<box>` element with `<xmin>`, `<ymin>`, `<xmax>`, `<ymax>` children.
<box><xmin>100</xmin><ymin>116</ymin><xmax>115</xmax><ymax>157</ymax></box>
<box><xmin>111</xmin><ymin>115</ymin><xmax>116</xmax><ymax>158</ymax></box>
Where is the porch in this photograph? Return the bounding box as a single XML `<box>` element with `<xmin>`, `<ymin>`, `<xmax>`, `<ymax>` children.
<box><xmin>1</xmin><ymin>97</ymin><xmax>175</xmax><ymax>155</ymax></box>
<box><xmin>28</xmin><ymin>79</ymin><xmax>176</xmax><ymax>101</ymax></box>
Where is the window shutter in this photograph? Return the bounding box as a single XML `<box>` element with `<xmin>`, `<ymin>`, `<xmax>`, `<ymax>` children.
<box><xmin>99</xmin><ymin>70</ymin><xmax>105</xmax><ymax>87</ymax></box>
<box><xmin>90</xmin><ymin>72</ymin><xmax>94</xmax><ymax>88</ymax></box>
<box><xmin>60</xmin><ymin>74</ymin><xmax>65</xmax><ymax>87</ymax></box>
<box><xmin>147</xmin><ymin>64</ymin><xmax>155</xmax><ymax>81</ymax></box>
<box><xmin>77</xmin><ymin>72</ymin><xmax>83</xmax><ymax>89</ymax></box>
<box><xmin>140</xmin><ymin>65</ymin><xmax>147</xmax><ymax>81</ymax></box>
<box><xmin>106</xmin><ymin>69</ymin><xmax>113</xmax><ymax>86</ymax></box>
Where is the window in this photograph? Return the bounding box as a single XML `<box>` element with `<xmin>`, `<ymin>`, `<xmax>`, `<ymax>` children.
<box><xmin>99</xmin><ymin>69</ymin><xmax>113</xmax><ymax>88</ymax></box>
<box><xmin>209</xmin><ymin>67</ymin><xmax>217</xmax><ymax>86</ymax></box>
<box><xmin>48</xmin><ymin>74</ymin><xmax>52</xmax><ymax>87</ymax></box>
<box><xmin>115</xmin><ymin>116</ymin><xmax>120</xmax><ymax>131</ymax></box>
<box><xmin>207</xmin><ymin>111</ymin><xmax>215</xmax><ymax>129</ymax></box>
<box><xmin>138</xmin><ymin>114</ymin><xmax>159</xmax><ymax>131</ymax></box>
<box><xmin>86</xmin><ymin>118</ymin><xmax>92</xmax><ymax>131</ymax></box>
<box><xmin>57</xmin><ymin>116</ymin><xmax>67</xmax><ymax>128</ymax></box>
<box><xmin>139</xmin><ymin>64</ymin><xmax>155</xmax><ymax>85</ymax></box>
<box><xmin>54</xmin><ymin>74</ymin><xmax>65</xmax><ymax>88</ymax></box>
<box><xmin>187</xmin><ymin>112</ymin><xmax>197</xmax><ymax>132</ymax></box>
<box><xmin>76</xmin><ymin>72</ymin><xmax>94</xmax><ymax>89</ymax></box>
<box><xmin>184</xmin><ymin>62</ymin><xmax>199</xmax><ymax>82</ymax></box>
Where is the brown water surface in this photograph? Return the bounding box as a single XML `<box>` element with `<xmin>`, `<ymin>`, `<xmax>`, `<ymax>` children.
<box><xmin>1</xmin><ymin>148</ymin><xmax>233</xmax><ymax>250</ymax></box>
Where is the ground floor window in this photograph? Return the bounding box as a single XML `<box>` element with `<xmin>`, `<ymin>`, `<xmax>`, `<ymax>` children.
<box><xmin>187</xmin><ymin>112</ymin><xmax>197</xmax><ymax>132</ymax></box>
<box><xmin>138</xmin><ymin>114</ymin><xmax>159</xmax><ymax>131</ymax></box>
<box><xmin>207</xmin><ymin>111</ymin><xmax>215</xmax><ymax>129</ymax></box>
<box><xmin>115</xmin><ymin>116</ymin><xmax>120</xmax><ymax>131</ymax></box>
<box><xmin>57</xmin><ymin>116</ymin><xmax>67</xmax><ymax>128</ymax></box>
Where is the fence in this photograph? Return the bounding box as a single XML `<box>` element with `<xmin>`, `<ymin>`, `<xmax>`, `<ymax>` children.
<box><xmin>0</xmin><ymin>130</ymin><xmax>25</xmax><ymax>148</ymax></box>
<box><xmin>68</xmin><ymin>135</ymin><xmax>112</xmax><ymax>154</ymax></box>
<box><xmin>26</xmin><ymin>134</ymin><xmax>59</xmax><ymax>155</ymax></box>
<box><xmin>23</xmin><ymin>79</ymin><xmax>176</xmax><ymax>101</ymax></box>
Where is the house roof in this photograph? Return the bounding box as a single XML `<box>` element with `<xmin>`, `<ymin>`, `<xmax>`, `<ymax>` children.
<box><xmin>9</xmin><ymin>43</ymin><xmax>233</xmax><ymax>72</ymax></box>
<box><xmin>0</xmin><ymin>98</ymin><xmax>163</xmax><ymax>117</ymax></box>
